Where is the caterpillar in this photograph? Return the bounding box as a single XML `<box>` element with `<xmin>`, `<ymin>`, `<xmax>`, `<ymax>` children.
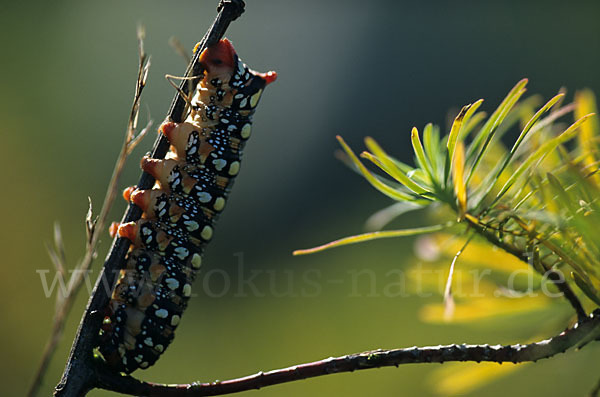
<box><xmin>97</xmin><ymin>38</ymin><xmax>276</xmax><ymax>373</ymax></box>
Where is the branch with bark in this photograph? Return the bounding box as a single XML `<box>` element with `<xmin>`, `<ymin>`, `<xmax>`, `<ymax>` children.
<box><xmin>95</xmin><ymin>310</ymin><xmax>600</xmax><ymax>396</ymax></box>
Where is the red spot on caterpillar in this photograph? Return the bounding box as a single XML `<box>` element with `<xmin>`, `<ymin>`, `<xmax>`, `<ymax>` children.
<box><xmin>258</xmin><ymin>70</ymin><xmax>278</xmax><ymax>85</ymax></box>
<box><xmin>140</xmin><ymin>156</ymin><xmax>158</xmax><ymax>177</ymax></box>
<box><xmin>199</xmin><ymin>38</ymin><xmax>235</xmax><ymax>72</ymax></box>
<box><xmin>123</xmin><ymin>186</ymin><xmax>136</xmax><ymax>202</ymax></box>
<box><xmin>131</xmin><ymin>189</ymin><xmax>151</xmax><ymax>213</ymax></box>
<box><xmin>118</xmin><ymin>222</ymin><xmax>138</xmax><ymax>242</ymax></box>
<box><xmin>109</xmin><ymin>222</ymin><xmax>120</xmax><ymax>238</ymax></box>
<box><xmin>159</xmin><ymin>122</ymin><xmax>177</xmax><ymax>140</ymax></box>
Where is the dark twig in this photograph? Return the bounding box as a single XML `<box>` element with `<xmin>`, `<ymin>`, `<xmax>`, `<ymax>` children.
<box><xmin>92</xmin><ymin>310</ymin><xmax>600</xmax><ymax>396</ymax></box>
<box><xmin>52</xmin><ymin>2</ymin><xmax>245</xmax><ymax>397</ymax></box>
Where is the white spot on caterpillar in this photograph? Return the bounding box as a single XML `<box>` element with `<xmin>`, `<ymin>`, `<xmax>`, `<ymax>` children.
<box><xmin>174</xmin><ymin>247</ymin><xmax>189</xmax><ymax>260</ymax></box>
<box><xmin>155</xmin><ymin>344</ymin><xmax>164</xmax><ymax>353</ymax></box>
<box><xmin>227</xmin><ymin>124</ymin><xmax>237</xmax><ymax>131</ymax></box>
<box><xmin>144</xmin><ymin>337</ymin><xmax>154</xmax><ymax>347</ymax></box>
<box><xmin>234</xmin><ymin>93</ymin><xmax>244</xmax><ymax>99</ymax></box>
<box><xmin>228</xmin><ymin>161</ymin><xmax>240</xmax><ymax>176</ymax></box>
<box><xmin>201</xmin><ymin>225</ymin><xmax>213</xmax><ymax>241</ymax></box>
<box><xmin>165</xmin><ymin>278</ymin><xmax>180</xmax><ymax>290</ymax></box>
<box><xmin>167</xmin><ymin>172</ymin><xmax>178</xmax><ymax>183</ymax></box>
<box><xmin>184</xmin><ymin>220</ymin><xmax>200</xmax><ymax>231</ymax></box>
<box><xmin>197</xmin><ymin>192</ymin><xmax>212</xmax><ymax>203</ymax></box>
<box><xmin>239</xmin><ymin>98</ymin><xmax>248</xmax><ymax>108</ymax></box>
<box><xmin>213</xmin><ymin>197</ymin><xmax>225</xmax><ymax>211</ymax></box>
<box><xmin>171</xmin><ymin>315</ymin><xmax>181</xmax><ymax>327</ymax></box>
<box><xmin>250</xmin><ymin>89</ymin><xmax>263</xmax><ymax>108</ymax></box>
<box><xmin>191</xmin><ymin>253</ymin><xmax>202</xmax><ymax>269</ymax></box>
<box><xmin>221</xmin><ymin>118</ymin><xmax>230</xmax><ymax>124</ymax></box>
<box><xmin>183</xmin><ymin>284</ymin><xmax>192</xmax><ymax>297</ymax></box>
<box><xmin>240</xmin><ymin>124</ymin><xmax>252</xmax><ymax>139</ymax></box>
<box><xmin>155</xmin><ymin>309</ymin><xmax>168</xmax><ymax>319</ymax></box>
<box><xmin>158</xmin><ymin>201</ymin><xmax>166</xmax><ymax>210</ymax></box>
<box><xmin>188</xmin><ymin>145</ymin><xmax>197</xmax><ymax>155</ymax></box>
<box><xmin>134</xmin><ymin>355</ymin><xmax>143</xmax><ymax>363</ymax></box>
<box><xmin>213</xmin><ymin>158</ymin><xmax>227</xmax><ymax>171</ymax></box>
<box><xmin>122</xmin><ymin>357</ymin><xmax>128</xmax><ymax>365</ymax></box>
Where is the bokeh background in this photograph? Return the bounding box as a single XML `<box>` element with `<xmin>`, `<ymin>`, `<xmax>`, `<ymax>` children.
<box><xmin>3</xmin><ymin>0</ymin><xmax>600</xmax><ymax>396</ymax></box>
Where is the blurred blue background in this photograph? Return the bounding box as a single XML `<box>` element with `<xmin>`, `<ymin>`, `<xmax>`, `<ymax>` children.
<box><xmin>2</xmin><ymin>0</ymin><xmax>600</xmax><ymax>395</ymax></box>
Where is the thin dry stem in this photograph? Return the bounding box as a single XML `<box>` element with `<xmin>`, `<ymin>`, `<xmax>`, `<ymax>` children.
<box><xmin>127</xmin><ymin>118</ymin><xmax>153</xmax><ymax>156</ymax></box>
<box><xmin>169</xmin><ymin>36</ymin><xmax>192</xmax><ymax>64</ymax></box>
<box><xmin>28</xmin><ymin>28</ymin><xmax>151</xmax><ymax>397</ymax></box>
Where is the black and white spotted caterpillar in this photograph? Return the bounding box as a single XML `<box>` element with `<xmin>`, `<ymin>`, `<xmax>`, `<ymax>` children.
<box><xmin>97</xmin><ymin>38</ymin><xmax>276</xmax><ymax>373</ymax></box>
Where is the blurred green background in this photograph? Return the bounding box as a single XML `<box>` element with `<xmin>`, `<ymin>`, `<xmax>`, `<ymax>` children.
<box><xmin>3</xmin><ymin>0</ymin><xmax>600</xmax><ymax>396</ymax></box>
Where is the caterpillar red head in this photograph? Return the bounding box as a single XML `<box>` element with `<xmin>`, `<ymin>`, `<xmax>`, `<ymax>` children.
<box><xmin>198</xmin><ymin>38</ymin><xmax>277</xmax><ymax>84</ymax></box>
<box><xmin>198</xmin><ymin>38</ymin><xmax>236</xmax><ymax>74</ymax></box>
